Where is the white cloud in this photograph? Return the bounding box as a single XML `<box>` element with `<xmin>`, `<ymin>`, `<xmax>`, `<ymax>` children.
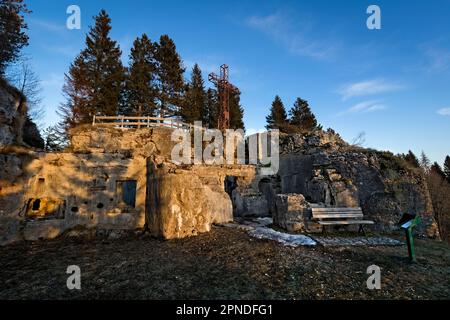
<box><xmin>437</xmin><ymin>107</ymin><xmax>450</xmax><ymax>116</ymax></box>
<box><xmin>338</xmin><ymin>100</ymin><xmax>387</xmax><ymax>116</ymax></box>
<box><xmin>246</xmin><ymin>11</ymin><xmax>340</xmax><ymax>60</ymax></box>
<box><xmin>422</xmin><ymin>45</ymin><xmax>450</xmax><ymax>73</ymax></box>
<box><xmin>349</xmin><ymin>101</ymin><xmax>386</xmax><ymax>113</ymax></box>
<box><xmin>338</xmin><ymin>79</ymin><xmax>404</xmax><ymax>101</ymax></box>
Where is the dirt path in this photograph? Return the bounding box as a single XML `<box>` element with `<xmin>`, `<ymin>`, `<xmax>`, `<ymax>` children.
<box><xmin>0</xmin><ymin>227</ymin><xmax>449</xmax><ymax>299</ymax></box>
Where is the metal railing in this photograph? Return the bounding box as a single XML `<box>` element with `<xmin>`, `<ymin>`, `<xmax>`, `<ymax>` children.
<box><xmin>92</xmin><ymin>115</ymin><xmax>193</xmax><ymax>130</ymax></box>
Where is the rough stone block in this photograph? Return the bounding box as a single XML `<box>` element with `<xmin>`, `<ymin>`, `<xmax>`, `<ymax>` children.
<box><xmin>232</xmin><ymin>190</ymin><xmax>269</xmax><ymax>217</ymax></box>
<box><xmin>274</xmin><ymin>193</ymin><xmax>309</xmax><ymax>232</ymax></box>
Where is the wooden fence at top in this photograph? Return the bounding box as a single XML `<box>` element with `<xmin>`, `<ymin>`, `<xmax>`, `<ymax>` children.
<box><xmin>92</xmin><ymin>115</ymin><xmax>193</xmax><ymax>130</ymax></box>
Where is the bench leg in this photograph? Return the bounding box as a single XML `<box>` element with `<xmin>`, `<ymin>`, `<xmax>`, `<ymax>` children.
<box><xmin>358</xmin><ymin>225</ymin><xmax>366</xmax><ymax>236</ymax></box>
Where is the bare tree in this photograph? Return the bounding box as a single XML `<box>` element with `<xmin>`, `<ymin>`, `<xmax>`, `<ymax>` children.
<box><xmin>351</xmin><ymin>131</ymin><xmax>366</xmax><ymax>147</ymax></box>
<box><xmin>6</xmin><ymin>59</ymin><xmax>45</xmax><ymax>126</ymax></box>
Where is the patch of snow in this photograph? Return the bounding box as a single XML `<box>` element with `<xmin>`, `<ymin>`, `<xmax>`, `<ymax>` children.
<box><xmin>254</xmin><ymin>217</ymin><xmax>273</xmax><ymax>226</ymax></box>
<box><xmin>248</xmin><ymin>227</ymin><xmax>316</xmax><ymax>247</ymax></box>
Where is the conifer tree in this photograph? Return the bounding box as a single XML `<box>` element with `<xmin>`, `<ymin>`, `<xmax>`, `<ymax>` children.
<box><xmin>42</xmin><ymin>124</ymin><xmax>68</xmax><ymax>151</ymax></box>
<box><xmin>444</xmin><ymin>155</ymin><xmax>450</xmax><ymax>183</ymax></box>
<box><xmin>229</xmin><ymin>90</ymin><xmax>245</xmax><ymax>130</ymax></box>
<box><xmin>420</xmin><ymin>151</ymin><xmax>431</xmax><ymax>173</ymax></box>
<box><xmin>431</xmin><ymin>162</ymin><xmax>446</xmax><ymax>180</ymax></box>
<box><xmin>405</xmin><ymin>150</ymin><xmax>420</xmax><ymax>168</ymax></box>
<box><xmin>59</xmin><ymin>10</ymin><xmax>125</xmax><ymax>128</ymax></box>
<box><xmin>203</xmin><ymin>88</ymin><xmax>218</xmax><ymax>128</ymax></box>
<box><xmin>289</xmin><ymin>97</ymin><xmax>318</xmax><ymax>133</ymax></box>
<box><xmin>0</xmin><ymin>0</ymin><xmax>30</xmax><ymax>75</ymax></box>
<box><xmin>266</xmin><ymin>95</ymin><xmax>288</xmax><ymax>131</ymax></box>
<box><xmin>181</xmin><ymin>64</ymin><xmax>205</xmax><ymax>123</ymax></box>
<box><xmin>123</xmin><ymin>34</ymin><xmax>157</xmax><ymax>116</ymax></box>
<box><xmin>155</xmin><ymin>35</ymin><xmax>185</xmax><ymax>118</ymax></box>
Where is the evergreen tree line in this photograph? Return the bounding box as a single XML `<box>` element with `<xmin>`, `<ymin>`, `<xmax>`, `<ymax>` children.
<box><xmin>404</xmin><ymin>151</ymin><xmax>450</xmax><ymax>241</ymax></box>
<box><xmin>265</xmin><ymin>95</ymin><xmax>321</xmax><ymax>134</ymax></box>
<box><xmin>0</xmin><ymin>0</ymin><xmax>29</xmax><ymax>75</ymax></box>
<box><xmin>49</xmin><ymin>10</ymin><xmax>244</xmax><ymax>149</ymax></box>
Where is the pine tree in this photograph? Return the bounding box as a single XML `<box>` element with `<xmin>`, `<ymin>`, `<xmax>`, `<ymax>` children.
<box><xmin>123</xmin><ymin>34</ymin><xmax>157</xmax><ymax>116</ymax></box>
<box><xmin>420</xmin><ymin>151</ymin><xmax>431</xmax><ymax>173</ymax></box>
<box><xmin>229</xmin><ymin>90</ymin><xmax>245</xmax><ymax>130</ymax></box>
<box><xmin>431</xmin><ymin>162</ymin><xmax>446</xmax><ymax>180</ymax></box>
<box><xmin>59</xmin><ymin>10</ymin><xmax>125</xmax><ymax>128</ymax></box>
<box><xmin>181</xmin><ymin>64</ymin><xmax>205</xmax><ymax>123</ymax></box>
<box><xmin>444</xmin><ymin>155</ymin><xmax>450</xmax><ymax>183</ymax></box>
<box><xmin>0</xmin><ymin>0</ymin><xmax>30</xmax><ymax>75</ymax></box>
<box><xmin>405</xmin><ymin>150</ymin><xmax>420</xmax><ymax>168</ymax></box>
<box><xmin>289</xmin><ymin>97</ymin><xmax>318</xmax><ymax>134</ymax></box>
<box><xmin>155</xmin><ymin>35</ymin><xmax>185</xmax><ymax>118</ymax></box>
<box><xmin>266</xmin><ymin>95</ymin><xmax>288</xmax><ymax>131</ymax></box>
<box><xmin>203</xmin><ymin>88</ymin><xmax>218</xmax><ymax>128</ymax></box>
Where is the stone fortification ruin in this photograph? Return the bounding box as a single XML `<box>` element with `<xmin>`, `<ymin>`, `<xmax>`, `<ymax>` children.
<box><xmin>0</xmin><ymin>82</ymin><xmax>439</xmax><ymax>245</ymax></box>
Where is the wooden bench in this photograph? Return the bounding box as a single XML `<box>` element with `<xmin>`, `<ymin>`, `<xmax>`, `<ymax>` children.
<box><xmin>311</xmin><ymin>207</ymin><xmax>374</xmax><ymax>234</ymax></box>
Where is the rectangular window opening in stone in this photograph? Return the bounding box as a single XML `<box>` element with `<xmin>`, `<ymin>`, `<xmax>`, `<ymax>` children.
<box><xmin>116</xmin><ymin>180</ymin><xmax>137</xmax><ymax>208</ymax></box>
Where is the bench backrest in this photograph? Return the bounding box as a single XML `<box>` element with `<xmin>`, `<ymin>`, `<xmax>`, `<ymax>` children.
<box><xmin>311</xmin><ymin>207</ymin><xmax>363</xmax><ymax>219</ymax></box>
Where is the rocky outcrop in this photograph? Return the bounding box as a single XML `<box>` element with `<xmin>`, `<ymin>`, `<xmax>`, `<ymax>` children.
<box><xmin>0</xmin><ymin>78</ymin><xmax>43</xmax><ymax>149</ymax></box>
<box><xmin>276</xmin><ymin>130</ymin><xmax>439</xmax><ymax>237</ymax></box>
<box><xmin>69</xmin><ymin>124</ymin><xmax>175</xmax><ymax>159</ymax></box>
<box><xmin>0</xmin><ymin>77</ymin><xmax>27</xmax><ymax>147</ymax></box>
<box><xmin>23</xmin><ymin>116</ymin><xmax>44</xmax><ymax>148</ymax></box>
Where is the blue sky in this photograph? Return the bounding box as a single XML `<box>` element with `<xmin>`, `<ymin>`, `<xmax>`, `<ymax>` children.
<box><xmin>19</xmin><ymin>0</ymin><xmax>450</xmax><ymax>164</ymax></box>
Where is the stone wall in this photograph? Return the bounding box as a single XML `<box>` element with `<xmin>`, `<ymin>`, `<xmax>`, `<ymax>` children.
<box><xmin>1</xmin><ymin>125</ymin><xmax>260</xmax><ymax>244</ymax></box>
<box><xmin>0</xmin><ymin>151</ymin><xmax>147</xmax><ymax>245</ymax></box>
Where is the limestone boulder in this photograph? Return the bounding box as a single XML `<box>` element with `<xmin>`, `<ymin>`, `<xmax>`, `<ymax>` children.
<box><xmin>274</xmin><ymin>193</ymin><xmax>310</xmax><ymax>232</ymax></box>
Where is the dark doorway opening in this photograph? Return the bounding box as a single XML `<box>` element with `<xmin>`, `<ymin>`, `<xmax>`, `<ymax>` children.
<box><xmin>32</xmin><ymin>199</ymin><xmax>41</xmax><ymax>211</ymax></box>
<box><xmin>224</xmin><ymin>176</ymin><xmax>237</xmax><ymax>198</ymax></box>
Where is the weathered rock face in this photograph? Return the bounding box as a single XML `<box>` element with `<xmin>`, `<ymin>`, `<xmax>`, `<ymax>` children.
<box><xmin>0</xmin><ymin>78</ymin><xmax>27</xmax><ymax>147</ymax></box>
<box><xmin>147</xmin><ymin>163</ymin><xmax>257</xmax><ymax>239</ymax></box>
<box><xmin>70</xmin><ymin>125</ymin><xmax>175</xmax><ymax>159</ymax></box>
<box><xmin>23</xmin><ymin>116</ymin><xmax>44</xmax><ymax>149</ymax></box>
<box><xmin>276</xmin><ymin>131</ymin><xmax>439</xmax><ymax>237</ymax></box>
